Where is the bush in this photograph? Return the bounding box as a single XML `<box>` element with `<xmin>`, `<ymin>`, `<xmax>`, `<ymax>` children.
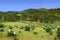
<box><xmin>25</xmin><ymin>26</ymin><xmax>30</xmax><ymax>31</ymax></box>
<box><xmin>7</xmin><ymin>30</ymin><xmax>16</xmax><ymax>37</ymax></box>
<box><xmin>0</xmin><ymin>24</ymin><xmax>4</xmax><ymax>28</ymax></box>
<box><xmin>50</xmin><ymin>31</ymin><xmax>52</xmax><ymax>35</ymax></box>
<box><xmin>8</xmin><ymin>30</ymin><xmax>13</xmax><ymax>36</ymax></box>
<box><xmin>33</xmin><ymin>32</ymin><xmax>37</xmax><ymax>35</ymax></box>
<box><xmin>18</xmin><ymin>31</ymin><xmax>21</xmax><ymax>33</ymax></box>
<box><xmin>0</xmin><ymin>29</ymin><xmax>4</xmax><ymax>32</ymax></box>
<box><xmin>54</xmin><ymin>26</ymin><xmax>60</xmax><ymax>40</ymax></box>
<box><xmin>15</xmin><ymin>25</ymin><xmax>18</xmax><ymax>28</ymax></box>
<box><xmin>57</xmin><ymin>27</ymin><xmax>60</xmax><ymax>40</ymax></box>
<box><xmin>46</xmin><ymin>27</ymin><xmax>52</xmax><ymax>33</ymax></box>
<box><xmin>9</xmin><ymin>26</ymin><xmax>13</xmax><ymax>29</ymax></box>
<box><xmin>44</xmin><ymin>26</ymin><xmax>52</xmax><ymax>34</ymax></box>
<box><xmin>51</xmin><ymin>21</ymin><xmax>53</xmax><ymax>23</ymax></box>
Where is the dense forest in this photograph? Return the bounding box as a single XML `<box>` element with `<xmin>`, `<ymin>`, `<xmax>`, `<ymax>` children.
<box><xmin>0</xmin><ymin>8</ymin><xmax>60</xmax><ymax>23</ymax></box>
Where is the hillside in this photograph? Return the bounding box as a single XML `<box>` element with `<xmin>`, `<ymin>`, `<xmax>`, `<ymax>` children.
<box><xmin>0</xmin><ymin>8</ymin><xmax>60</xmax><ymax>22</ymax></box>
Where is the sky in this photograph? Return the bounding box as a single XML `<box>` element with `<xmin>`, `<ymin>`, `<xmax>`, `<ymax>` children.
<box><xmin>0</xmin><ymin>0</ymin><xmax>60</xmax><ymax>11</ymax></box>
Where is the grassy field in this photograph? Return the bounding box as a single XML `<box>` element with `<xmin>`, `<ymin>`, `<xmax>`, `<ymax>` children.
<box><xmin>0</xmin><ymin>21</ymin><xmax>60</xmax><ymax>40</ymax></box>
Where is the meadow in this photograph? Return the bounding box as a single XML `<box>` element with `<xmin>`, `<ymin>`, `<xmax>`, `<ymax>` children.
<box><xmin>0</xmin><ymin>21</ymin><xmax>60</xmax><ymax>40</ymax></box>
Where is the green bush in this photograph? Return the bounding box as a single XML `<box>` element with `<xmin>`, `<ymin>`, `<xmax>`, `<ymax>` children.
<box><xmin>0</xmin><ymin>29</ymin><xmax>4</xmax><ymax>32</ymax></box>
<box><xmin>33</xmin><ymin>32</ymin><xmax>37</xmax><ymax>35</ymax></box>
<box><xmin>57</xmin><ymin>27</ymin><xmax>60</xmax><ymax>39</ymax></box>
<box><xmin>50</xmin><ymin>21</ymin><xmax>54</xmax><ymax>23</ymax></box>
<box><xmin>9</xmin><ymin>26</ymin><xmax>13</xmax><ymax>29</ymax></box>
<box><xmin>50</xmin><ymin>31</ymin><xmax>52</xmax><ymax>35</ymax></box>
<box><xmin>44</xmin><ymin>26</ymin><xmax>52</xmax><ymax>35</ymax></box>
<box><xmin>15</xmin><ymin>25</ymin><xmax>18</xmax><ymax>28</ymax></box>
<box><xmin>0</xmin><ymin>24</ymin><xmax>4</xmax><ymax>28</ymax></box>
<box><xmin>7</xmin><ymin>30</ymin><xmax>16</xmax><ymax>37</ymax></box>
<box><xmin>8</xmin><ymin>30</ymin><xmax>13</xmax><ymax>36</ymax></box>
<box><xmin>46</xmin><ymin>27</ymin><xmax>52</xmax><ymax>33</ymax></box>
<box><xmin>25</xmin><ymin>26</ymin><xmax>30</xmax><ymax>31</ymax></box>
<box><xmin>18</xmin><ymin>31</ymin><xmax>21</xmax><ymax>33</ymax></box>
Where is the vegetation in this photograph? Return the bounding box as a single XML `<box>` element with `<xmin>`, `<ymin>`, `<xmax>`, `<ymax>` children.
<box><xmin>0</xmin><ymin>22</ymin><xmax>59</xmax><ymax>40</ymax></box>
<box><xmin>43</xmin><ymin>26</ymin><xmax>52</xmax><ymax>35</ymax></box>
<box><xmin>33</xmin><ymin>32</ymin><xmax>37</xmax><ymax>35</ymax></box>
<box><xmin>0</xmin><ymin>8</ymin><xmax>60</xmax><ymax>40</ymax></box>
<box><xmin>25</xmin><ymin>25</ymin><xmax>30</xmax><ymax>31</ymax></box>
<box><xmin>9</xmin><ymin>26</ymin><xmax>13</xmax><ymax>29</ymax></box>
<box><xmin>0</xmin><ymin>24</ymin><xmax>4</xmax><ymax>28</ymax></box>
<box><xmin>7</xmin><ymin>30</ymin><xmax>16</xmax><ymax>37</ymax></box>
<box><xmin>0</xmin><ymin>29</ymin><xmax>4</xmax><ymax>32</ymax></box>
<box><xmin>0</xmin><ymin>8</ymin><xmax>60</xmax><ymax>23</ymax></box>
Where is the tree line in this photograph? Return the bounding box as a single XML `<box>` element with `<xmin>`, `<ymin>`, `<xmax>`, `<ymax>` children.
<box><xmin>0</xmin><ymin>8</ymin><xmax>60</xmax><ymax>23</ymax></box>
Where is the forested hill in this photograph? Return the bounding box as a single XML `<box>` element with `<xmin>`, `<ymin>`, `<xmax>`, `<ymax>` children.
<box><xmin>0</xmin><ymin>8</ymin><xmax>60</xmax><ymax>23</ymax></box>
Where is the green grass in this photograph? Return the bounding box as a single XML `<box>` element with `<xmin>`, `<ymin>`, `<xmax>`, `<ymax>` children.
<box><xmin>0</xmin><ymin>21</ymin><xmax>60</xmax><ymax>40</ymax></box>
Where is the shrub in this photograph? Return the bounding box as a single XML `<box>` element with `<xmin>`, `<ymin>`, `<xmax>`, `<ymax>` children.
<box><xmin>13</xmin><ymin>32</ymin><xmax>16</xmax><ymax>36</ymax></box>
<box><xmin>57</xmin><ymin>27</ymin><xmax>60</xmax><ymax>40</ymax></box>
<box><xmin>25</xmin><ymin>26</ymin><xmax>30</xmax><ymax>31</ymax></box>
<box><xmin>0</xmin><ymin>24</ymin><xmax>4</xmax><ymax>28</ymax></box>
<box><xmin>7</xmin><ymin>30</ymin><xmax>13</xmax><ymax>36</ymax></box>
<box><xmin>50</xmin><ymin>21</ymin><xmax>53</xmax><ymax>23</ymax></box>
<box><xmin>45</xmin><ymin>27</ymin><xmax>52</xmax><ymax>33</ymax></box>
<box><xmin>15</xmin><ymin>25</ymin><xmax>18</xmax><ymax>28</ymax></box>
<box><xmin>33</xmin><ymin>32</ymin><xmax>37</xmax><ymax>35</ymax></box>
<box><xmin>44</xmin><ymin>26</ymin><xmax>52</xmax><ymax>35</ymax></box>
<box><xmin>54</xmin><ymin>26</ymin><xmax>60</xmax><ymax>40</ymax></box>
<box><xmin>7</xmin><ymin>30</ymin><xmax>16</xmax><ymax>37</ymax></box>
<box><xmin>0</xmin><ymin>29</ymin><xmax>4</xmax><ymax>32</ymax></box>
<box><xmin>18</xmin><ymin>31</ymin><xmax>21</xmax><ymax>33</ymax></box>
<box><xmin>9</xmin><ymin>26</ymin><xmax>13</xmax><ymax>29</ymax></box>
<box><xmin>50</xmin><ymin>31</ymin><xmax>52</xmax><ymax>35</ymax></box>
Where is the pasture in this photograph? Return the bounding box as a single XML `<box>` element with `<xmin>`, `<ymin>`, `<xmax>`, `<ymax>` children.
<box><xmin>0</xmin><ymin>21</ymin><xmax>60</xmax><ymax>40</ymax></box>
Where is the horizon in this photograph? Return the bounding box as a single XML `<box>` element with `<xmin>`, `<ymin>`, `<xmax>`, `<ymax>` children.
<box><xmin>0</xmin><ymin>0</ymin><xmax>60</xmax><ymax>12</ymax></box>
<box><xmin>0</xmin><ymin>8</ymin><xmax>59</xmax><ymax>12</ymax></box>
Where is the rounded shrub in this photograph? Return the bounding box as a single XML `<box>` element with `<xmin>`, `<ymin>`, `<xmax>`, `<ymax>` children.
<box><xmin>7</xmin><ymin>30</ymin><xmax>13</xmax><ymax>36</ymax></box>
<box><xmin>44</xmin><ymin>26</ymin><xmax>52</xmax><ymax>35</ymax></box>
<box><xmin>15</xmin><ymin>25</ymin><xmax>18</xmax><ymax>28</ymax></box>
<box><xmin>25</xmin><ymin>26</ymin><xmax>30</xmax><ymax>31</ymax></box>
<box><xmin>0</xmin><ymin>29</ymin><xmax>4</xmax><ymax>32</ymax></box>
<box><xmin>33</xmin><ymin>32</ymin><xmax>37</xmax><ymax>35</ymax></box>
<box><xmin>7</xmin><ymin>30</ymin><xmax>16</xmax><ymax>37</ymax></box>
<box><xmin>50</xmin><ymin>31</ymin><xmax>52</xmax><ymax>35</ymax></box>
<box><xmin>51</xmin><ymin>21</ymin><xmax>53</xmax><ymax>23</ymax></box>
<box><xmin>0</xmin><ymin>24</ymin><xmax>4</xmax><ymax>28</ymax></box>
<box><xmin>46</xmin><ymin>27</ymin><xmax>52</xmax><ymax>33</ymax></box>
<box><xmin>18</xmin><ymin>31</ymin><xmax>21</xmax><ymax>33</ymax></box>
<box><xmin>9</xmin><ymin>26</ymin><xmax>13</xmax><ymax>29</ymax></box>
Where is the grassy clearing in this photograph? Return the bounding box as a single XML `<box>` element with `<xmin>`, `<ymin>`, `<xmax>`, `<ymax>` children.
<box><xmin>0</xmin><ymin>21</ymin><xmax>60</xmax><ymax>40</ymax></box>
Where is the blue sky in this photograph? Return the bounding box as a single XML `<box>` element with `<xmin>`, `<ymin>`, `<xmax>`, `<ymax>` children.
<box><xmin>0</xmin><ymin>0</ymin><xmax>60</xmax><ymax>11</ymax></box>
